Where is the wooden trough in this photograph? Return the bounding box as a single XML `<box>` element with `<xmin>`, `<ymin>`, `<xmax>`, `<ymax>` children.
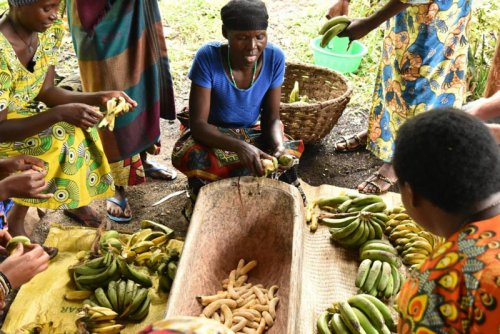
<box><xmin>165</xmin><ymin>177</ymin><xmax>305</xmax><ymax>334</ymax></box>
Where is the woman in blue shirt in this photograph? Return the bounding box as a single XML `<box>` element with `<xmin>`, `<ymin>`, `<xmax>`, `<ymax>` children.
<box><xmin>172</xmin><ymin>0</ymin><xmax>304</xmax><ymax>197</ymax></box>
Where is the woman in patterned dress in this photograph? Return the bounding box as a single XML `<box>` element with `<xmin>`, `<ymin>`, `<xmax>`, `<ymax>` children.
<box><xmin>66</xmin><ymin>0</ymin><xmax>177</xmax><ymax>222</ymax></box>
<box><xmin>328</xmin><ymin>0</ymin><xmax>471</xmax><ymax>194</ymax></box>
<box><xmin>393</xmin><ymin>109</ymin><xmax>500</xmax><ymax>333</ymax></box>
<box><xmin>0</xmin><ymin>0</ymin><xmax>132</xmax><ymax>243</ymax></box>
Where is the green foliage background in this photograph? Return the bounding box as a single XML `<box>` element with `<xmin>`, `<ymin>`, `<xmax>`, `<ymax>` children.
<box><xmin>0</xmin><ymin>0</ymin><xmax>497</xmax><ymax>105</ymax></box>
<box><xmin>159</xmin><ymin>0</ymin><xmax>499</xmax><ymax>107</ymax></box>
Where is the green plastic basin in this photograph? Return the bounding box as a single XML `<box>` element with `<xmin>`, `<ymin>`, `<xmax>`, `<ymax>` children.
<box><xmin>310</xmin><ymin>36</ymin><xmax>367</xmax><ymax>73</ymax></box>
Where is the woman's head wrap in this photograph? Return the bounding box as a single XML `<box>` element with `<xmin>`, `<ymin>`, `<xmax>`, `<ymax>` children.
<box><xmin>221</xmin><ymin>0</ymin><xmax>268</xmax><ymax>31</ymax></box>
<box><xmin>8</xmin><ymin>0</ymin><xmax>38</xmax><ymax>6</ymax></box>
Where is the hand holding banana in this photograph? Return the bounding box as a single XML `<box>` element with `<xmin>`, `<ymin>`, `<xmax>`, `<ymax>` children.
<box><xmin>98</xmin><ymin>97</ymin><xmax>133</xmax><ymax>131</ymax></box>
<box><xmin>318</xmin><ymin>16</ymin><xmax>351</xmax><ymax>48</ymax></box>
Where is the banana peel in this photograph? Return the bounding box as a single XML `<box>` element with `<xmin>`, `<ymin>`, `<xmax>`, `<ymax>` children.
<box><xmin>98</xmin><ymin>97</ymin><xmax>133</xmax><ymax>131</ymax></box>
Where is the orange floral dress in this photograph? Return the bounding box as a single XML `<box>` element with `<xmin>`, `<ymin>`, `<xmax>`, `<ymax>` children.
<box><xmin>397</xmin><ymin>214</ymin><xmax>500</xmax><ymax>333</ymax></box>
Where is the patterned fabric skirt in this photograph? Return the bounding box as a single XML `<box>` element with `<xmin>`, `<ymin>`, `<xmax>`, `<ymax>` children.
<box><xmin>171</xmin><ymin>124</ymin><xmax>304</xmax><ymax>182</ymax></box>
<box><xmin>366</xmin><ymin>1</ymin><xmax>471</xmax><ymax>162</ymax></box>
<box><xmin>0</xmin><ymin>123</ymin><xmax>114</xmax><ymax>209</ymax></box>
<box><xmin>67</xmin><ymin>0</ymin><xmax>176</xmax><ymax>186</ymax></box>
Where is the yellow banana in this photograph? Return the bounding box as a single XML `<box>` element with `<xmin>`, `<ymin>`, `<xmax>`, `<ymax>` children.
<box><xmin>91</xmin><ymin>324</ymin><xmax>125</xmax><ymax>334</ymax></box>
<box><xmin>289</xmin><ymin>81</ymin><xmax>300</xmax><ymax>103</ymax></box>
<box><xmin>64</xmin><ymin>290</ymin><xmax>92</xmax><ymax>301</ymax></box>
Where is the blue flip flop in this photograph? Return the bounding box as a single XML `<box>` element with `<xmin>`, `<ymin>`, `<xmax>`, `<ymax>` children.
<box><xmin>106</xmin><ymin>197</ymin><xmax>132</xmax><ymax>223</ymax></box>
<box><xmin>144</xmin><ymin>160</ymin><xmax>177</xmax><ymax>181</ymax></box>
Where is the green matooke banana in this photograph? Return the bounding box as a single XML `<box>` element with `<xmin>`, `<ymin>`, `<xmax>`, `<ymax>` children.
<box><xmin>319</xmin><ymin>15</ymin><xmax>351</xmax><ymax>35</ymax></box>
<box><xmin>320</xmin><ymin>22</ymin><xmax>350</xmax><ymax>48</ymax></box>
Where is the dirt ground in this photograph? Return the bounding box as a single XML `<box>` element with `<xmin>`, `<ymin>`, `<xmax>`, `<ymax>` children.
<box><xmin>28</xmin><ymin>106</ymin><xmax>385</xmax><ymax>244</ymax></box>
<box><xmin>4</xmin><ymin>1</ymin><xmax>391</xmax><ymax>326</ymax></box>
<box><xmin>26</xmin><ymin>1</ymin><xmax>388</xmax><ymax>243</ymax></box>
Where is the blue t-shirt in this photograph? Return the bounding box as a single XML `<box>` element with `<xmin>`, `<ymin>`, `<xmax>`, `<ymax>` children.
<box><xmin>189</xmin><ymin>41</ymin><xmax>285</xmax><ymax>128</ymax></box>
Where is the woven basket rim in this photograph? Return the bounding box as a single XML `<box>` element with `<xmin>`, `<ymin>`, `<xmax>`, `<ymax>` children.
<box><xmin>280</xmin><ymin>61</ymin><xmax>353</xmax><ymax>108</ymax></box>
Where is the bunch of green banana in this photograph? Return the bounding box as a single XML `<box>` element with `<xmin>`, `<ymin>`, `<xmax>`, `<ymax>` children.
<box><xmin>319</xmin><ymin>16</ymin><xmax>351</xmax><ymax>48</ymax></box>
<box><xmin>87</xmin><ymin>280</ymin><xmax>151</xmax><ymax>322</ymax></box>
<box><xmin>71</xmin><ymin>252</ymin><xmax>121</xmax><ymax>290</ymax></box>
<box><xmin>117</xmin><ymin>258</ymin><xmax>153</xmax><ymax>288</ymax></box>
<box><xmin>317</xmin><ymin>294</ymin><xmax>396</xmax><ymax>334</ymax></box>
<box><xmin>306</xmin><ymin>194</ymin><xmax>387</xmax><ymax>233</ymax></box>
<box><xmin>316</xmin><ymin>195</ymin><xmax>388</xmax><ymax>247</ymax></box>
<box><xmin>100</xmin><ymin>230</ymin><xmax>124</xmax><ymax>255</ymax></box>
<box><xmin>356</xmin><ymin>240</ymin><xmax>404</xmax><ymax>299</ymax></box>
<box><xmin>384</xmin><ymin>207</ymin><xmax>444</xmax><ymax>270</ymax></box>
<box><xmin>156</xmin><ymin>248</ymin><xmax>181</xmax><ymax>293</ymax></box>
<box><xmin>76</xmin><ymin>304</ymin><xmax>124</xmax><ymax>333</ymax></box>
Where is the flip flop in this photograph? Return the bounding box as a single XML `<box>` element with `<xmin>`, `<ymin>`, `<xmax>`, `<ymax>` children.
<box><xmin>144</xmin><ymin>160</ymin><xmax>177</xmax><ymax>181</ymax></box>
<box><xmin>106</xmin><ymin>197</ymin><xmax>132</xmax><ymax>223</ymax></box>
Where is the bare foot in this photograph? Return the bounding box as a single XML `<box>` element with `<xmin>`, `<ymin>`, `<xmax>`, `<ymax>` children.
<box><xmin>64</xmin><ymin>206</ymin><xmax>101</xmax><ymax>228</ymax></box>
<box><xmin>334</xmin><ymin>130</ymin><xmax>368</xmax><ymax>152</ymax></box>
<box><xmin>141</xmin><ymin>152</ymin><xmax>177</xmax><ymax>181</ymax></box>
<box><xmin>358</xmin><ymin>163</ymin><xmax>398</xmax><ymax>194</ymax></box>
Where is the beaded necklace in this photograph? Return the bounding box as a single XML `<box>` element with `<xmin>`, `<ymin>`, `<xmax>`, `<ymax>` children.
<box><xmin>227</xmin><ymin>46</ymin><xmax>257</xmax><ymax>89</ymax></box>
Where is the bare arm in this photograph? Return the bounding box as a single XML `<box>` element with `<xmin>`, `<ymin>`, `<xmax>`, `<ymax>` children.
<box><xmin>189</xmin><ymin>83</ymin><xmax>272</xmax><ymax>176</ymax></box>
<box><xmin>339</xmin><ymin>0</ymin><xmax>410</xmax><ymax>40</ymax></box>
<box><xmin>326</xmin><ymin>0</ymin><xmax>350</xmax><ymax>18</ymax></box>
<box><xmin>37</xmin><ymin>66</ymin><xmax>136</xmax><ymax>107</ymax></box>
<box><xmin>467</xmin><ymin>91</ymin><xmax>500</xmax><ymax>121</ymax></box>
<box><xmin>0</xmin><ymin>107</ymin><xmax>62</xmax><ymax>142</ymax></box>
<box><xmin>0</xmin><ymin>66</ymin><xmax>134</xmax><ymax>142</ymax></box>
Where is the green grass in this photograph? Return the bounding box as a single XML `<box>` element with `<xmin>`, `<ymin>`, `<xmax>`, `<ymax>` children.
<box><xmin>161</xmin><ymin>0</ymin><xmax>499</xmax><ymax>108</ymax></box>
<box><xmin>1</xmin><ymin>0</ymin><xmax>497</xmax><ymax>106</ymax></box>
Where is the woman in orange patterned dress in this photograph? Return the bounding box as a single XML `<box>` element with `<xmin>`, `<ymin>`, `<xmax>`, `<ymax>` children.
<box><xmin>393</xmin><ymin>109</ymin><xmax>500</xmax><ymax>333</ymax></box>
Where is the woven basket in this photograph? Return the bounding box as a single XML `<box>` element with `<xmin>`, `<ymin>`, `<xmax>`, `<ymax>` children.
<box><xmin>280</xmin><ymin>62</ymin><xmax>352</xmax><ymax>143</ymax></box>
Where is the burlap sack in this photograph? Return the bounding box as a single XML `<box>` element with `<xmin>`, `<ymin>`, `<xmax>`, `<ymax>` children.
<box><xmin>1</xmin><ymin>225</ymin><xmax>168</xmax><ymax>334</ymax></box>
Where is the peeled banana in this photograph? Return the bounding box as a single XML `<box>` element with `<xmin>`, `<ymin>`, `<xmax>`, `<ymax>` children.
<box><xmin>98</xmin><ymin>97</ymin><xmax>132</xmax><ymax>131</ymax></box>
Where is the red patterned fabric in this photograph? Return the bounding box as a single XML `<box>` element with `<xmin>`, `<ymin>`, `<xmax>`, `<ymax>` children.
<box><xmin>397</xmin><ymin>214</ymin><xmax>500</xmax><ymax>333</ymax></box>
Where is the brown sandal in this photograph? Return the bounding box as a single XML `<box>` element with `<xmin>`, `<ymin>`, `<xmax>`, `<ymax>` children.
<box><xmin>359</xmin><ymin>172</ymin><xmax>396</xmax><ymax>194</ymax></box>
<box><xmin>334</xmin><ymin>134</ymin><xmax>366</xmax><ymax>152</ymax></box>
